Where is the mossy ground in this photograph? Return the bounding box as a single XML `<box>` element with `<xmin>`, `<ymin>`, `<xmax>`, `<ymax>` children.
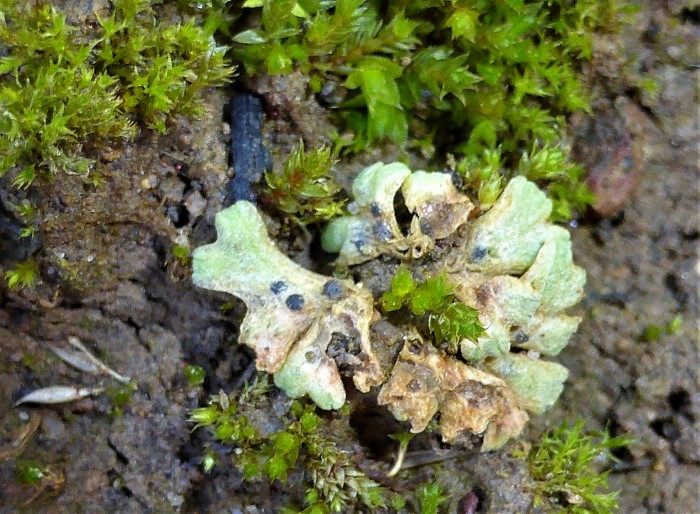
<box><xmin>0</xmin><ymin>0</ymin><xmax>698</xmax><ymax>512</ymax></box>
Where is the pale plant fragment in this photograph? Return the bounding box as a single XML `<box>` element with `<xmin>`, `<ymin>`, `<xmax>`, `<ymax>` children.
<box><xmin>14</xmin><ymin>386</ymin><xmax>106</xmax><ymax>406</ymax></box>
<box><xmin>50</xmin><ymin>347</ymin><xmax>101</xmax><ymax>374</ymax></box>
<box><xmin>61</xmin><ymin>336</ymin><xmax>131</xmax><ymax>383</ymax></box>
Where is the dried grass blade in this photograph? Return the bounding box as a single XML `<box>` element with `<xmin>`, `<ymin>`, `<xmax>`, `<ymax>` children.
<box><xmin>14</xmin><ymin>386</ymin><xmax>105</xmax><ymax>406</ymax></box>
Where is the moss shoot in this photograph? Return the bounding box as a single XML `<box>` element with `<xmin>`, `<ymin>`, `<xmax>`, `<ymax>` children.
<box><xmin>526</xmin><ymin>421</ymin><xmax>632</xmax><ymax>513</ymax></box>
<box><xmin>228</xmin><ymin>0</ymin><xmax>633</xmax><ymax>219</ymax></box>
<box><xmin>0</xmin><ymin>0</ymin><xmax>234</xmax><ymax>189</ymax></box>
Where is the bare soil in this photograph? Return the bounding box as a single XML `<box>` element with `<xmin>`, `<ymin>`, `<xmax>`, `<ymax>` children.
<box><xmin>0</xmin><ymin>1</ymin><xmax>697</xmax><ymax>513</ymax></box>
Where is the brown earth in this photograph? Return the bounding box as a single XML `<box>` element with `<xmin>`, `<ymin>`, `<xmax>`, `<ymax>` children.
<box><xmin>0</xmin><ymin>1</ymin><xmax>698</xmax><ymax>513</ymax></box>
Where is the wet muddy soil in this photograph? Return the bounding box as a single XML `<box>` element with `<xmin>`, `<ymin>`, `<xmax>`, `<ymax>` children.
<box><xmin>0</xmin><ymin>1</ymin><xmax>698</xmax><ymax>513</ymax></box>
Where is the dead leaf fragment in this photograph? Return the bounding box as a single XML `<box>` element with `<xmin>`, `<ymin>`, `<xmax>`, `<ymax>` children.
<box><xmin>377</xmin><ymin>340</ymin><xmax>527</xmax><ymax>450</ymax></box>
<box><xmin>15</xmin><ymin>386</ymin><xmax>105</xmax><ymax>406</ymax></box>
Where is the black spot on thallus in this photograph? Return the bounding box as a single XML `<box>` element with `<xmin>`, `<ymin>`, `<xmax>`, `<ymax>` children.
<box><xmin>270</xmin><ymin>280</ymin><xmax>287</xmax><ymax>294</ymax></box>
<box><xmin>285</xmin><ymin>294</ymin><xmax>305</xmax><ymax>311</ymax></box>
<box><xmin>322</xmin><ymin>280</ymin><xmax>343</xmax><ymax>298</ymax></box>
<box><xmin>471</xmin><ymin>246</ymin><xmax>487</xmax><ymax>261</ymax></box>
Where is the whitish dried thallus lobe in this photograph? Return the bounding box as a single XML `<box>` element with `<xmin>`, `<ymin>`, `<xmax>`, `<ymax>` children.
<box><xmin>192</xmin><ymin>201</ymin><xmax>383</xmax><ymax>410</ymax></box>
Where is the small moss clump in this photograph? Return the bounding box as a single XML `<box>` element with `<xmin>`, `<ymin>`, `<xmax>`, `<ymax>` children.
<box><xmin>265</xmin><ymin>141</ymin><xmax>346</xmax><ymax>225</ymax></box>
<box><xmin>229</xmin><ymin>0</ymin><xmax>632</xmax><ymax>218</ymax></box>
<box><xmin>183</xmin><ymin>363</ymin><xmax>206</xmax><ymax>386</ymax></box>
<box><xmin>14</xmin><ymin>460</ymin><xmax>47</xmax><ymax>486</ymax></box>
<box><xmin>96</xmin><ymin>0</ymin><xmax>233</xmax><ymax>133</ymax></box>
<box><xmin>4</xmin><ymin>259</ymin><xmax>40</xmax><ymax>290</ymax></box>
<box><xmin>642</xmin><ymin>314</ymin><xmax>683</xmax><ymax>341</ymax></box>
<box><xmin>0</xmin><ymin>0</ymin><xmax>233</xmax><ymax>189</ymax></box>
<box><xmin>190</xmin><ymin>384</ymin><xmax>390</xmax><ymax>513</ymax></box>
<box><xmin>415</xmin><ymin>482</ymin><xmax>448</xmax><ymax>514</ymax></box>
<box><xmin>456</xmin><ymin>143</ymin><xmax>595</xmax><ymax>220</ymax></box>
<box><xmin>381</xmin><ymin>265</ymin><xmax>485</xmax><ymax>354</ymax></box>
<box><xmin>526</xmin><ymin>421</ymin><xmax>632</xmax><ymax>513</ymax></box>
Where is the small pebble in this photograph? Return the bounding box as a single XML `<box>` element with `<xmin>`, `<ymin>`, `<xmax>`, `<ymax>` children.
<box><xmin>41</xmin><ymin>411</ymin><xmax>66</xmax><ymax>440</ymax></box>
<box><xmin>140</xmin><ymin>175</ymin><xmax>158</xmax><ymax>190</ymax></box>
<box><xmin>666</xmin><ymin>45</ymin><xmax>682</xmax><ymax>60</ymax></box>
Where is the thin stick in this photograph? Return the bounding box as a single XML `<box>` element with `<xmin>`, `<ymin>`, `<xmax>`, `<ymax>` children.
<box><xmin>387</xmin><ymin>441</ymin><xmax>409</xmax><ymax>477</ymax></box>
<box><xmin>67</xmin><ymin>336</ymin><xmax>131</xmax><ymax>383</ymax></box>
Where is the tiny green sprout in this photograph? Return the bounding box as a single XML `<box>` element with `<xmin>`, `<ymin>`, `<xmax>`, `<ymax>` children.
<box><xmin>184</xmin><ymin>364</ymin><xmax>206</xmax><ymax>387</ymax></box>
<box><xmin>415</xmin><ymin>482</ymin><xmax>448</xmax><ymax>514</ymax></box>
<box><xmin>107</xmin><ymin>382</ymin><xmax>136</xmax><ymax>419</ymax></box>
<box><xmin>15</xmin><ymin>460</ymin><xmax>46</xmax><ymax>486</ymax></box>
<box><xmin>526</xmin><ymin>421</ymin><xmax>632</xmax><ymax>513</ymax></box>
<box><xmin>429</xmin><ymin>303</ymin><xmax>485</xmax><ymax>353</ymax></box>
<box><xmin>4</xmin><ymin>259</ymin><xmax>40</xmax><ymax>290</ymax></box>
<box><xmin>643</xmin><ymin>315</ymin><xmax>683</xmax><ymax>341</ymax></box>
<box><xmin>387</xmin><ymin>432</ymin><xmax>415</xmax><ymax>477</ymax></box>
<box><xmin>518</xmin><ymin>143</ymin><xmax>573</xmax><ymax>181</ymax></box>
<box><xmin>667</xmin><ymin>314</ymin><xmax>683</xmax><ymax>334</ymax></box>
<box><xmin>173</xmin><ymin>245</ymin><xmax>191</xmax><ymax>266</ymax></box>
<box><xmin>455</xmin><ymin>148</ymin><xmax>505</xmax><ymax>207</ymax></box>
<box><xmin>643</xmin><ymin>324</ymin><xmax>663</xmax><ymax>341</ymax></box>
<box><xmin>219</xmin><ymin>301</ymin><xmax>236</xmax><ymax>314</ymax></box>
<box><xmin>15</xmin><ymin>200</ymin><xmax>37</xmax><ymax>220</ymax></box>
<box><xmin>265</xmin><ymin>430</ymin><xmax>302</xmax><ymax>482</ymax></box>
<box><xmin>409</xmin><ymin>273</ymin><xmax>454</xmax><ymax>316</ymax></box>
<box><xmin>214</xmin><ymin>420</ymin><xmax>238</xmax><ymax>441</ymax></box>
<box><xmin>239</xmin><ymin>373</ymin><xmax>271</xmax><ymax>406</ymax></box>
<box><xmin>265</xmin><ymin>454</ymin><xmax>289</xmax><ymax>482</ymax></box>
<box><xmin>265</xmin><ymin>141</ymin><xmax>346</xmax><ymax>225</ymax></box>
<box><xmin>110</xmin><ymin>383</ymin><xmax>135</xmax><ymax>406</ymax></box>
<box><xmin>389</xmin><ymin>432</ymin><xmax>415</xmax><ymax>449</ymax></box>
<box><xmin>188</xmin><ymin>390</ymin><xmax>259</xmax><ymax>446</ymax></box>
<box><xmin>304</xmin><ymin>488</ymin><xmax>320</xmax><ymax>505</ymax></box>
<box><xmin>201</xmin><ymin>449</ymin><xmax>217</xmax><ymax>474</ymax></box>
<box><xmin>20</xmin><ymin>352</ymin><xmax>41</xmax><ymax>372</ymax></box>
<box><xmin>189</xmin><ymin>405</ymin><xmax>220</xmax><ymax>428</ymax></box>
<box><xmin>12</xmin><ymin>200</ymin><xmax>39</xmax><ymax>239</ymax></box>
<box><xmin>300</xmin><ymin>409</ymin><xmax>321</xmax><ymax>433</ymax></box>
<box><xmin>391</xmin><ymin>495</ymin><xmax>407</xmax><ymax>510</ymax></box>
<box><xmin>636</xmin><ymin>76</ymin><xmax>660</xmax><ymax>101</ymax></box>
<box><xmin>19</xmin><ymin>226</ymin><xmax>36</xmax><ymax>239</ymax></box>
<box><xmin>381</xmin><ymin>265</ymin><xmax>416</xmax><ymax>311</ymax></box>
<box><xmin>518</xmin><ymin>143</ymin><xmax>595</xmax><ymax>221</ymax></box>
